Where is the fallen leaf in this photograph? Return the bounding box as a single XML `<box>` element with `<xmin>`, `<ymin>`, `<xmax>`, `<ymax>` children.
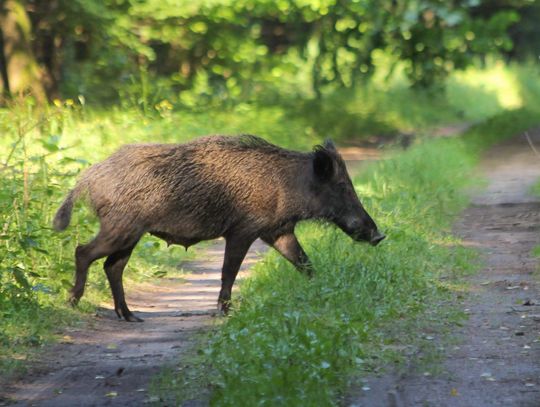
<box><xmin>105</xmin><ymin>392</ymin><xmax>118</xmax><ymax>398</ymax></box>
<box><xmin>144</xmin><ymin>396</ymin><xmax>160</xmax><ymax>403</ymax></box>
<box><xmin>480</xmin><ymin>372</ymin><xmax>492</xmax><ymax>378</ymax></box>
<box><xmin>450</xmin><ymin>388</ymin><xmax>459</xmax><ymax>396</ymax></box>
<box><xmin>106</xmin><ymin>343</ymin><xmax>118</xmax><ymax>350</ymax></box>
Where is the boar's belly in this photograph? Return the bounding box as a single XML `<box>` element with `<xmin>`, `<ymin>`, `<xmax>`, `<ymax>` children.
<box><xmin>149</xmin><ymin>231</ymin><xmax>216</xmax><ymax>249</ymax></box>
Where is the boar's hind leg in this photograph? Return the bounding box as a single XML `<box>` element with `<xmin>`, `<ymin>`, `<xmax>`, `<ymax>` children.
<box><xmin>71</xmin><ymin>229</ymin><xmax>139</xmax><ymax>306</ymax></box>
<box><xmin>264</xmin><ymin>233</ymin><xmax>313</xmax><ymax>277</ymax></box>
<box><xmin>104</xmin><ymin>244</ymin><xmax>142</xmax><ymax>322</ymax></box>
<box><xmin>218</xmin><ymin>236</ymin><xmax>254</xmax><ymax>314</ymax></box>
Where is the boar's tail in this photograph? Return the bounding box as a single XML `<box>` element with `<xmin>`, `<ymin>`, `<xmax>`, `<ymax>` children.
<box><xmin>53</xmin><ymin>189</ymin><xmax>78</xmax><ymax>231</ymax></box>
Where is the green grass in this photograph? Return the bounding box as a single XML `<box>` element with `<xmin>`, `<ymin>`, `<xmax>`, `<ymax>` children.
<box><xmin>530</xmin><ymin>178</ymin><xmax>540</xmax><ymax>259</ymax></box>
<box><xmin>151</xmin><ymin>109</ymin><xmax>540</xmax><ymax>406</ymax></box>
<box><xmin>530</xmin><ymin>179</ymin><xmax>540</xmax><ymax>197</ymax></box>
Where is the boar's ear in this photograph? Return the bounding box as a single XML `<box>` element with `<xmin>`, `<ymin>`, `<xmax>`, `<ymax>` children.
<box><xmin>323</xmin><ymin>139</ymin><xmax>337</xmax><ymax>152</ymax></box>
<box><xmin>313</xmin><ymin>147</ymin><xmax>335</xmax><ymax>182</ymax></box>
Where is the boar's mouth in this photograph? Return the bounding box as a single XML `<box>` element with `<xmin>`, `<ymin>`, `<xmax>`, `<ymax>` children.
<box><xmin>350</xmin><ymin>229</ymin><xmax>386</xmax><ymax>246</ymax></box>
<box><xmin>369</xmin><ymin>231</ymin><xmax>385</xmax><ymax>246</ymax></box>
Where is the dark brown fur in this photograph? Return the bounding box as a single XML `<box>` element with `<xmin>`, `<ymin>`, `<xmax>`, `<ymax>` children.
<box><xmin>54</xmin><ymin>135</ymin><xmax>383</xmax><ymax>321</ymax></box>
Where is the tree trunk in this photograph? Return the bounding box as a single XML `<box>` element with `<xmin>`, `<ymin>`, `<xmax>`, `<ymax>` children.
<box><xmin>0</xmin><ymin>27</ymin><xmax>11</xmax><ymax>97</ymax></box>
<box><xmin>0</xmin><ymin>0</ymin><xmax>46</xmax><ymax>102</ymax></box>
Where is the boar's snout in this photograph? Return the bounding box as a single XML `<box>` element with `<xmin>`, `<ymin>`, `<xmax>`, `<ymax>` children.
<box><xmin>369</xmin><ymin>230</ymin><xmax>385</xmax><ymax>246</ymax></box>
<box><xmin>350</xmin><ymin>226</ymin><xmax>385</xmax><ymax>246</ymax></box>
<box><xmin>341</xmin><ymin>215</ymin><xmax>385</xmax><ymax>246</ymax></box>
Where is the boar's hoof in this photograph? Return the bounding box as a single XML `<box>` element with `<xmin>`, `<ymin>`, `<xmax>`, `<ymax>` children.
<box><xmin>217</xmin><ymin>300</ymin><xmax>231</xmax><ymax>316</ymax></box>
<box><xmin>124</xmin><ymin>313</ymin><xmax>144</xmax><ymax>322</ymax></box>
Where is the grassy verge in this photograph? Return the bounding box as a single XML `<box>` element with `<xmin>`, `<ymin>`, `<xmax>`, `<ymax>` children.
<box><xmin>530</xmin><ymin>179</ymin><xmax>540</xmax><ymax>258</ymax></box>
<box><xmin>151</xmin><ymin>109</ymin><xmax>540</xmax><ymax>406</ymax></box>
<box><xmin>530</xmin><ymin>179</ymin><xmax>540</xmax><ymax>197</ymax></box>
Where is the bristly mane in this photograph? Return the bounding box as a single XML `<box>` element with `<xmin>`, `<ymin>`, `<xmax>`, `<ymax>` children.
<box><xmin>236</xmin><ymin>134</ymin><xmax>279</xmax><ymax>150</ymax></box>
<box><xmin>229</xmin><ymin>134</ymin><xmax>306</xmax><ymax>159</ymax></box>
<box><xmin>213</xmin><ymin>134</ymin><xmax>339</xmax><ymax>161</ymax></box>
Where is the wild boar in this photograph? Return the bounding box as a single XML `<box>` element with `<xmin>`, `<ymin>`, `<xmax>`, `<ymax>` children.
<box><xmin>53</xmin><ymin>135</ymin><xmax>384</xmax><ymax>321</ymax></box>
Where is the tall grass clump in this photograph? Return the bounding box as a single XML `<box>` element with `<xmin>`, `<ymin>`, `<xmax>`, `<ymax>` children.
<box><xmin>153</xmin><ymin>108</ymin><xmax>540</xmax><ymax>406</ymax></box>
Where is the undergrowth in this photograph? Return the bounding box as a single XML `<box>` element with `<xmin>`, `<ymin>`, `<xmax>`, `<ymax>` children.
<box><xmin>151</xmin><ymin>109</ymin><xmax>540</xmax><ymax>406</ymax></box>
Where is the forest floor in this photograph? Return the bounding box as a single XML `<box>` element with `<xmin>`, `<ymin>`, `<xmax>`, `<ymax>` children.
<box><xmin>351</xmin><ymin>130</ymin><xmax>540</xmax><ymax>406</ymax></box>
<box><xmin>2</xmin><ymin>127</ymin><xmax>539</xmax><ymax>406</ymax></box>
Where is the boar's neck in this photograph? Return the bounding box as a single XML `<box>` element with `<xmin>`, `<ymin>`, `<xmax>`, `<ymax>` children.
<box><xmin>278</xmin><ymin>158</ymin><xmax>325</xmax><ymax>222</ymax></box>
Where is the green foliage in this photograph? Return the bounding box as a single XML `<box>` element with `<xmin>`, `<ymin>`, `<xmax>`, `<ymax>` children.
<box><xmin>9</xmin><ymin>0</ymin><xmax>535</xmax><ymax>104</ymax></box>
<box><xmin>151</xmin><ymin>108</ymin><xmax>540</xmax><ymax>406</ymax></box>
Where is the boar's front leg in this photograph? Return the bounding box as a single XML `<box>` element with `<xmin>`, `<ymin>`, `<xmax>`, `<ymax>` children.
<box><xmin>264</xmin><ymin>233</ymin><xmax>313</xmax><ymax>277</ymax></box>
<box><xmin>218</xmin><ymin>235</ymin><xmax>254</xmax><ymax>314</ymax></box>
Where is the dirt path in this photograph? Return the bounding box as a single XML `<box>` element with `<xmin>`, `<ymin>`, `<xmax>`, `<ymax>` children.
<box><xmin>352</xmin><ymin>130</ymin><xmax>540</xmax><ymax>406</ymax></box>
<box><xmin>1</xmin><ymin>240</ymin><xmax>265</xmax><ymax>406</ymax></box>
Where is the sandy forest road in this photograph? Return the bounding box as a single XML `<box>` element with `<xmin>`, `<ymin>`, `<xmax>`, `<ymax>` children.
<box><xmin>354</xmin><ymin>130</ymin><xmax>540</xmax><ymax>407</ymax></box>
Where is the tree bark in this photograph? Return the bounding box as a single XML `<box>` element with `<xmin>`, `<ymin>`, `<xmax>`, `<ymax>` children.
<box><xmin>0</xmin><ymin>0</ymin><xmax>46</xmax><ymax>102</ymax></box>
<box><xmin>0</xmin><ymin>26</ymin><xmax>11</xmax><ymax>97</ymax></box>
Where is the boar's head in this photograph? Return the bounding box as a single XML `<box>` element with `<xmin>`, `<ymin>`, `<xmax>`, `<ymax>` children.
<box><xmin>311</xmin><ymin>140</ymin><xmax>385</xmax><ymax>246</ymax></box>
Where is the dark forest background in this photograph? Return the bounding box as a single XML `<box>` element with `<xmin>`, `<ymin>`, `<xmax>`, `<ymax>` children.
<box><xmin>1</xmin><ymin>0</ymin><xmax>538</xmax><ymax>105</ymax></box>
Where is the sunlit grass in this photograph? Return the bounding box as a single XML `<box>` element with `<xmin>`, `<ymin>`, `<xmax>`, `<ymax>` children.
<box><xmin>448</xmin><ymin>60</ymin><xmax>523</xmax><ymax>116</ymax></box>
